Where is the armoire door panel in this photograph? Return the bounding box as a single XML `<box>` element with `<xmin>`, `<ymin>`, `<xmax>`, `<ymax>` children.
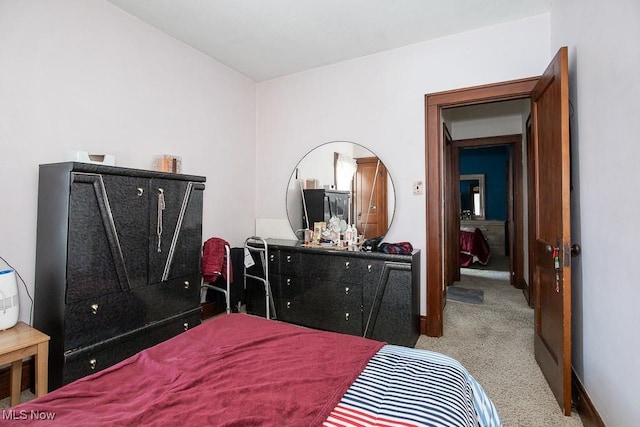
<box><xmin>67</xmin><ymin>174</ymin><xmax>126</xmax><ymax>303</ymax></box>
<box><xmin>148</xmin><ymin>180</ymin><xmax>203</xmax><ymax>284</ymax></box>
<box><xmin>165</xmin><ymin>183</ymin><xmax>204</xmax><ymax>280</ymax></box>
<box><xmin>101</xmin><ymin>174</ymin><xmax>150</xmax><ymax>289</ymax></box>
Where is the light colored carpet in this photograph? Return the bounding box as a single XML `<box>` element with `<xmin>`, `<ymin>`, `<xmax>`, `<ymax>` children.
<box><xmin>0</xmin><ymin>389</ymin><xmax>35</xmax><ymax>409</ymax></box>
<box><xmin>416</xmin><ymin>271</ymin><xmax>583</xmax><ymax>427</ymax></box>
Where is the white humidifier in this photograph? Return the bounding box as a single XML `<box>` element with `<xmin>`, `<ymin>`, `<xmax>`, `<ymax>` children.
<box><xmin>0</xmin><ymin>269</ymin><xmax>19</xmax><ymax>330</ymax></box>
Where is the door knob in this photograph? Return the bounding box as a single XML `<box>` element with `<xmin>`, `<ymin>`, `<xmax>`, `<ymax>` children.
<box><xmin>571</xmin><ymin>244</ymin><xmax>581</xmax><ymax>257</ymax></box>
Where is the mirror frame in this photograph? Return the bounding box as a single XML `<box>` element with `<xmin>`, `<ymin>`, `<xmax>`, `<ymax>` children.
<box><xmin>460</xmin><ymin>173</ymin><xmax>485</xmax><ymax>220</ymax></box>
<box><xmin>285</xmin><ymin>141</ymin><xmax>396</xmax><ymax>242</ymax></box>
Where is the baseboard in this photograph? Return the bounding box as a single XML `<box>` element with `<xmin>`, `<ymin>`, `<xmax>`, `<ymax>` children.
<box><xmin>420</xmin><ymin>315</ymin><xmax>428</xmax><ymax>335</ymax></box>
<box><xmin>0</xmin><ymin>359</ymin><xmax>33</xmax><ymax>399</ymax></box>
<box><xmin>201</xmin><ymin>301</ymin><xmax>227</xmax><ymax>320</ymax></box>
<box><xmin>573</xmin><ymin>368</ymin><xmax>605</xmax><ymax>427</ymax></box>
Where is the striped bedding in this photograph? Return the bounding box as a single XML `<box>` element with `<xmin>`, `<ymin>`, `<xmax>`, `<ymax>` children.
<box><xmin>324</xmin><ymin>345</ymin><xmax>501</xmax><ymax>427</ymax></box>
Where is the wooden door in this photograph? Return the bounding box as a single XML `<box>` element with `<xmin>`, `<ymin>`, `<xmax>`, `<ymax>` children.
<box><xmin>525</xmin><ymin>117</ymin><xmax>534</xmax><ymax>306</ymax></box>
<box><xmin>444</xmin><ymin>125</ymin><xmax>460</xmax><ymax>286</ymax></box>
<box><xmin>354</xmin><ymin>157</ymin><xmax>388</xmax><ymax>239</ymax></box>
<box><xmin>530</xmin><ymin>47</ymin><xmax>572</xmax><ymax>415</ymax></box>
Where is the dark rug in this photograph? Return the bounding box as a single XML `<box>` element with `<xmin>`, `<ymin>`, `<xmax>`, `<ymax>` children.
<box><xmin>447</xmin><ymin>286</ymin><xmax>484</xmax><ymax>305</ymax></box>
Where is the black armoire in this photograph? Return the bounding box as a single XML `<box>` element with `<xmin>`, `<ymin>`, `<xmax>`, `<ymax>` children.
<box><xmin>34</xmin><ymin>162</ymin><xmax>205</xmax><ymax>389</ymax></box>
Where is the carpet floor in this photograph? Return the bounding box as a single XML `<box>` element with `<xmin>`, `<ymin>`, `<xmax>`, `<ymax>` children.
<box><xmin>416</xmin><ymin>270</ymin><xmax>583</xmax><ymax>427</ymax></box>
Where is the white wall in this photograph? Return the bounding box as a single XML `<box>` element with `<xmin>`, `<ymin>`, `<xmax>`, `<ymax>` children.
<box><xmin>551</xmin><ymin>0</ymin><xmax>640</xmax><ymax>425</ymax></box>
<box><xmin>0</xmin><ymin>0</ymin><xmax>257</xmax><ymax>324</ymax></box>
<box><xmin>256</xmin><ymin>14</ymin><xmax>551</xmax><ymax>315</ymax></box>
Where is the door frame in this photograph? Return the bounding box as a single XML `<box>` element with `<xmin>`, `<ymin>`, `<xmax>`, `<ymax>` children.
<box><xmin>452</xmin><ymin>134</ymin><xmax>524</xmax><ymax>290</ymax></box>
<box><xmin>424</xmin><ymin>77</ymin><xmax>538</xmax><ymax>337</ymax></box>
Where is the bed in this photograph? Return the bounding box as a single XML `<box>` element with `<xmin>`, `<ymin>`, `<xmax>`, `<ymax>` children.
<box><xmin>10</xmin><ymin>314</ymin><xmax>500</xmax><ymax>426</ymax></box>
<box><xmin>460</xmin><ymin>227</ymin><xmax>491</xmax><ymax>267</ymax></box>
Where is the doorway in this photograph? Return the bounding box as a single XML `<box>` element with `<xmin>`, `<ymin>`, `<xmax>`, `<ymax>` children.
<box><xmin>425</xmin><ymin>48</ymin><xmax>572</xmax><ymax>415</ymax></box>
<box><xmin>446</xmin><ymin>127</ymin><xmax>527</xmax><ymax>292</ymax></box>
<box><xmin>424</xmin><ymin>77</ymin><xmax>539</xmax><ymax>337</ymax></box>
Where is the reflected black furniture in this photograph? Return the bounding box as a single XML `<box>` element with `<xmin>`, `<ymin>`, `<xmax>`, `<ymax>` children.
<box><xmin>34</xmin><ymin>162</ymin><xmax>205</xmax><ymax>390</ymax></box>
<box><xmin>246</xmin><ymin>239</ymin><xmax>420</xmax><ymax>347</ymax></box>
<box><xmin>303</xmin><ymin>189</ymin><xmax>350</xmax><ymax>227</ymax></box>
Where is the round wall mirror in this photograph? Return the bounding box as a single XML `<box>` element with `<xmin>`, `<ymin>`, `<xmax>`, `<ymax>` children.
<box><xmin>286</xmin><ymin>141</ymin><xmax>395</xmax><ymax>243</ymax></box>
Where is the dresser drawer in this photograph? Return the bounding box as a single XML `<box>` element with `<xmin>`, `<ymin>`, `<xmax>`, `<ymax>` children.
<box><xmin>133</xmin><ymin>274</ymin><xmax>200</xmax><ymax>323</ymax></box>
<box><xmin>64</xmin><ymin>292</ymin><xmax>147</xmax><ymax>351</ymax></box>
<box><xmin>324</xmin><ymin>257</ymin><xmax>379</xmax><ymax>284</ymax></box>
<box><xmin>271</xmin><ymin>250</ymin><xmax>301</xmax><ymax>276</ymax></box>
<box><xmin>63</xmin><ymin>309</ymin><xmax>200</xmax><ymax>385</ymax></box>
<box><xmin>279</xmin><ymin>277</ymin><xmax>362</xmax><ymax>334</ymax></box>
<box><xmin>64</xmin><ymin>275</ymin><xmax>199</xmax><ymax>351</ymax></box>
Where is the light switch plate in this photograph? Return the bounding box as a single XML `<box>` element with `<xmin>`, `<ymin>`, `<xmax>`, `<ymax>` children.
<box><xmin>413</xmin><ymin>180</ymin><xmax>423</xmax><ymax>195</ymax></box>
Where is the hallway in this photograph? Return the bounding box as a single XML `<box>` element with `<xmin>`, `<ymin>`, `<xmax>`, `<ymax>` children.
<box><xmin>416</xmin><ymin>268</ymin><xmax>583</xmax><ymax>426</ymax></box>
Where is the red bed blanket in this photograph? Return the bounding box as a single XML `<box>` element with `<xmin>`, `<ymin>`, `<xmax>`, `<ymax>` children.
<box><xmin>8</xmin><ymin>314</ymin><xmax>384</xmax><ymax>426</ymax></box>
<box><xmin>460</xmin><ymin>227</ymin><xmax>490</xmax><ymax>267</ymax></box>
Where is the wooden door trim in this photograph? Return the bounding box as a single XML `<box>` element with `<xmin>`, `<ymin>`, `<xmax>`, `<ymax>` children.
<box><xmin>424</xmin><ymin>77</ymin><xmax>539</xmax><ymax>337</ymax></box>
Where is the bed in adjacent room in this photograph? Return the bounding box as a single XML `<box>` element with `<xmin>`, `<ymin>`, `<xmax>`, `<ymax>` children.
<box><xmin>10</xmin><ymin>314</ymin><xmax>500</xmax><ymax>426</ymax></box>
<box><xmin>460</xmin><ymin>226</ymin><xmax>491</xmax><ymax>267</ymax></box>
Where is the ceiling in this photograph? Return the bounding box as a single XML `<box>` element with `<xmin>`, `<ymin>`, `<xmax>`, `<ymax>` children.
<box><xmin>107</xmin><ymin>0</ymin><xmax>552</xmax><ymax>82</ymax></box>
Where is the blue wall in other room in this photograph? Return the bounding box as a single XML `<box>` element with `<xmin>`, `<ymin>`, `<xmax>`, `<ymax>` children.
<box><xmin>459</xmin><ymin>146</ymin><xmax>510</xmax><ymax>221</ymax></box>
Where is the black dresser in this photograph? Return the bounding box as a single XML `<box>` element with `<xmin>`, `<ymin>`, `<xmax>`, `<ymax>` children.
<box><xmin>246</xmin><ymin>239</ymin><xmax>420</xmax><ymax>347</ymax></box>
<box><xmin>34</xmin><ymin>162</ymin><xmax>205</xmax><ymax>389</ymax></box>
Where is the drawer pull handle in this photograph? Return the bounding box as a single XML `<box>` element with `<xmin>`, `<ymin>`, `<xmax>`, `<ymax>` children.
<box><xmin>184</xmin><ymin>281</ymin><xmax>190</xmax><ymax>289</ymax></box>
<box><xmin>345</xmin><ymin>312</ymin><xmax>350</xmax><ymax>321</ymax></box>
<box><xmin>286</xmin><ymin>278</ymin><xmax>291</xmax><ymax>286</ymax></box>
<box><xmin>270</xmin><ymin>254</ymin><xmax>275</xmax><ymax>262</ymax></box>
<box><xmin>89</xmin><ymin>358</ymin><xmax>97</xmax><ymax>370</ymax></box>
<box><xmin>345</xmin><ymin>287</ymin><xmax>350</xmax><ymax>295</ymax></box>
<box><xmin>183</xmin><ymin>322</ymin><xmax>189</xmax><ymax>331</ymax></box>
<box><xmin>286</xmin><ymin>255</ymin><xmax>292</xmax><ymax>263</ymax></box>
<box><xmin>137</xmin><ymin>187</ymin><xmax>144</xmax><ymax>197</ymax></box>
<box><xmin>287</xmin><ymin>301</ymin><xmax>291</xmax><ymax>309</ymax></box>
<box><xmin>90</xmin><ymin>303</ymin><xmax>99</xmax><ymax>315</ymax></box>
<box><xmin>367</xmin><ymin>264</ymin><xmax>372</xmax><ymax>272</ymax></box>
<box><xmin>345</xmin><ymin>261</ymin><xmax>350</xmax><ymax>269</ymax></box>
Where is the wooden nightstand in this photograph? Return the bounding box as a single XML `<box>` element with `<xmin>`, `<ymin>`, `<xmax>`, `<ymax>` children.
<box><xmin>0</xmin><ymin>322</ymin><xmax>50</xmax><ymax>406</ymax></box>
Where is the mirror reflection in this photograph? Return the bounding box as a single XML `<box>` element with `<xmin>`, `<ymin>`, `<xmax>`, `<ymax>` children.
<box><xmin>286</xmin><ymin>141</ymin><xmax>395</xmax><ymax>245</ymax></box>
<box><xmin>460</xmin><ymin>173</ymin><xmax>485</xmax><ymax>220</ymax></box>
